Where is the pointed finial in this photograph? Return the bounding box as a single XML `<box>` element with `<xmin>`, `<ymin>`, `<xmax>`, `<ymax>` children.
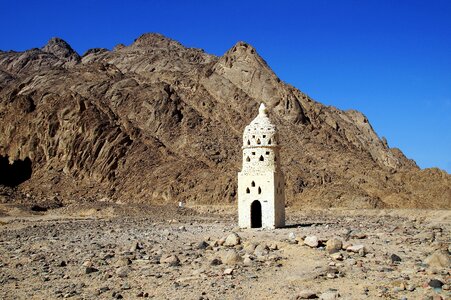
<box><xmin>258</xmin><ymin>103</ymin><xmax>267</xmax><ymax>116</ymax></box>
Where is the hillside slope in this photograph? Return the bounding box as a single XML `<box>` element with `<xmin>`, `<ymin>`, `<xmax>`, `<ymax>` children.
<box><xmin>0</xmin><ymin>33</ymin><xmax>449</xmax><ymax>208</ymax></box>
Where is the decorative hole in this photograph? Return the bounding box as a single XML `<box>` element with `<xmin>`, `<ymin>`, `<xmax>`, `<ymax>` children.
<box><xmin>263</xmin><ymin>135</ymin><xmax>266</xmax><ymax>138</ymax></box>
<box><xmin>247</xmin><ymin>140</ymin><xmax>250</xmax><ymax>145</ymax></box>
<box><xmin>246</xmin><ymin>156</ymin><xmax>250</xmax><ymax>162</ymax></box>
<box><xmin>252</xmin><ymin>152</ymin><xmax>255</xmax><ymax>155</ymax></box>
<box><xmin>259</xmin><ymin>155</ymin><xmax>264</xmax><ymax>161</ymax></box>
<box><xmin>257</xmin><ymin>139</ymin><xmax>261</xmax><ymax>145</ymax></box>
<box><xmin>268</xmin><ymin>139</ymin><xmax>272</xmax><ymax>145</ymax></box>
<box><xmin>251</xmin><ymin>181</ymin><xmax>255</xmax><ymax>187</ymax></box>
<box><xmin>258</xmin><ymin>187</ymin><xmax>261</xmax><ymax>194</ymax></box>
<box><xmin>266</xmin><ymin>151</ymin><xmax>270</xmax><ymax>155</ymax></box>
<box><xmin>246</xmin><ymin>187</ymin><xmax>250</xmax><ymax>194</ymax></box>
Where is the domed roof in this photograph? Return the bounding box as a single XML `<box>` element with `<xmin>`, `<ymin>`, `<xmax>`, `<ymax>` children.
<box><xmin>245</xmin><ymin>103</ymin><xmax>276</xmax><ymax>131</ymax></box>
<box><xmin>243</xmin><ymin>103</ymin><xmax>278</xmax><ymax>148</ymax></box>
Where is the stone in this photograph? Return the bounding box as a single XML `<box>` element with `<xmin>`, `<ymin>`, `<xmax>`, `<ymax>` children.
<box><xmin>198</xmin><ymin>241</ymin><xmax>209</xmax><ymax>250</ymax></box>
<box><xmin>221</xmin><ymin>250</ymin><xmax>242</xmax><ymax>265</ymax></box>
<box><xmin>346</xmin><ymin>244</ymin><xmax>365</xmax><ymax>253</ymax></box>
<box><xmin>115</xmin><ymin>266</ymin><xmax>129</xmax><ymax>278</ymax></box>
<box><xmin>254</xmin><ymin>243</ymin><xmax>269</xmax><ymax>257</ymax></box>
<box><xmin>319</xmin><ymin>290</ymin><xmax>340</xmax><ymax>300</ymax></box>
<box><xmin>223</xmin><ymin>268</ymin><xmax>234</xmax><ymax>275</ymax></box>
<box><xmin>297</xmin><ymin>290</ymin><xmax>318</xmax><ymax>299</ymax></box>
<box><xmin>424</xmin><ymin>250</ymin><xmax>450</xmax><ymax>268</ymax></box>
<box><xmin>288</xmin><ymin>232</ymin><xmax>296</xmax><ymax>240</ymax></box>
<box><xmin>243</xmin><ymin>257</ymin><xmax>253</xmax><ymax>266</ymax></box>
<box><xmin>224</xmin><ymin>233</ymin><xmax>241</xmax><ymax>247</ymax></box>
<box><xmin>210</xmin><ymin>258</ymin><xmax>222</xmax><ymax>266</ymax></box>
<box><xmin>428</xmin><ymin>279</ymin><xmax>444</xmax><ymax>289</ymax></box>
<box><xmin>243</xmin><ymin>241</ymin><xmax>257</xmax><ymax>254</ymax></box>
<box><xmin>326</xmin><ymin>238</ymin><xmax>342</xmax><ymax>254</ymax></box>
<box><xmin>330</xmin><ymin>252</ymin><xmax>343</xmax><ymax>261</ymax></box>
<box><xmin>85</xmin><ymin>266</ymin><xmax>99</xmax><ymax>274</ymax></box>
<box><xmin>304</xmin><ymin>236</ymin><xmax>319</xmax><ymax>248</ymax></box>
<box><xmin>390</xmin><ymin>254</ymin><xmax>402</xmax><ymax>264</ymax></box>
<box><xmin>160</xmin><ymin>254</ymin><xmax>180</xmax><ymax>266</ymax></box>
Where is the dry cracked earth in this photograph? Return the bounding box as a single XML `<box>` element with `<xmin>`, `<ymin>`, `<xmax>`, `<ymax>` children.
<box><xmin>0</xmin><ymin>204</ymin><xmax>450</xmax><ymax>300</ymax></box>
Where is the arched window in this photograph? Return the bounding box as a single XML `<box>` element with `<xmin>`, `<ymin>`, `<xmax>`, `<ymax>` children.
<box><xmin>257</xmin><ymin>138</ymin><xmax>261</xmax><ymax>145</ymax></box>
<box><xmin>247</xmin><ymin>140</ymin><xmax>250</xmax><ymax>145</ymax></box>
<box><xmin>259</xmin><ymin>155</ymin><xmax>264</xmax><ymax>161</ymax></box>
<box><xmin>258</xmin><ymin>187</ymin><xmax>261</xmax><ymax>194</ymax></box>
<box><xmin>246</xmin><ymin>187</ymin><xmax>250</xmax><ymax>194</ymax></box>
<box><xmin>251</xmin><ymin>181</ymin><xmax>255</xmax><ymax>187</ymax></box>
<box><xmin>246</xmin><ymin>156</ymin><xmax>250</xmax><ymax>162</ymax></box>
<box><xmin>268</xmin><ymin>139</ymin><xmax>272</xmax><ymax>145</ymax></box>
<box><xmin>265</xmin><ymin>151</ymin><xmax>270</xmax><ymax>155</ymax></box>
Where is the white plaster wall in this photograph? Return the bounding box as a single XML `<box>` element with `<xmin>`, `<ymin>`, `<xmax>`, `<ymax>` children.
<box><xmin>238</xmin><ymin>172</ymin><xmax>280</xmax><ymax>229</ymax></box>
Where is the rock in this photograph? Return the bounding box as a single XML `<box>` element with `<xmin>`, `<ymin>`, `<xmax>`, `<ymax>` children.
<box><xmin>243</xmin><ymin>256</ymin><xmax>253</xmax><ymax>266</ymax></box>
<box><xmin>224</xmin><ymin>233</ymin><xmax>241</xmax><ymax>247</ymax></box>
<box><xmin>130</xmin><ymin>241</ymin><xmax>143</xmax><ymax>252</ymax></box>
<box><xmin>390</xmin><ymin>254</ymin><xmax>402</xmax><ymax>264</ymax></box>
<box><xmin>115</xmin><ymin>266</ymin><xmax>129</xmax><ymax>278</ymax></box>
<box><xmin>243</xmin><ymin>242</ymin><xmax>257</xmax><ymax>254</ymax></box>
<box><xmin>350</xmin><ymin>231</ymin><xmax>367</xmax><ymax>239</ymax></box>
<box><xmin>223</xmin><ymin>268</ymin><xmax>234</xmax><ymax>275</ymax></box>
<box><xmin>114</xmin><ymin>257</ymin><xmax>132</xmax><ymax>267</ymax></box>
<box><xmin>326</xmin><ymin>238</ymin><xmax>342</xmax><ymax>254</ymax></box>
<box><xmin>424</xmin><ymin>250</ymin><xmax>450</xmax><ymax>268</ymax></box>
<box><xmin>210</xmin><ymin>258</ymin><xmax>222</xmax><ymax>266</ymax></box>
<box><xmin>85</xmin><ymin>266</ymin><xmax>99</xmax><ymax>274</ymax></box>
<box><xmin>254</xmin><ymin>243</ymin><xmax>269</xmax><ymax>257</ymax></box>
<box><xmin>346</xmin><ymin>244</ymin><xmax>365</xmax><ymax>253</ymax></box>
<box><xmin>221</xmin><ymin>250</ymin><xmax>242</xmax><ymax>265</ymax></box>
<box><xmin>268</xmin><ymin>242</ymin><xmax>278</xmax><ymax>250</ymax></box>
<box><xmin>319</xmin><ymin>290</ymin><xmax>340</xmax><ymax>300</ymax></box>
<box><xmin>288</xmin><ymin>232</ymin><xmax>296</xmax><ymax>240</ymax></box>
<box><xmin>198</xmin><ymin>241</ymin><xmax>209</xmax><ymax>250</ymax></box>
<box><xmin>297</xmin><ymin>290</ymin><xmax>318</xmax><ymax>299</ymax></box>
<box><xmin>82</xmin><ymin>260</ymin><xmax>93</xmax><ymax>267</ymax></box>
<box><xmin>330</xmin><ymin>253</ymin><xmax>343</xmax><ymax>261</ymax></box>
<box><xmin>428</xmin><ymin>279</ymin><xmax>444</xmax><ymax>289</ymax></box>
<box><xmin>160</xmin><ymin>254</ymin><xmax>180</xmax><ymax>266</ymax></box>
<box><xmin>304</xmin><ymin>236</ymin><xmax>319</xmax><ymax>248</ymax></box>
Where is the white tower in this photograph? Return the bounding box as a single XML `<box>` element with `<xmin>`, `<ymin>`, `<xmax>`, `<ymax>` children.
<box><xmin>238</xmin><ymin>103</ymin><xmax>285</xmax><ymax>229</ymax></box>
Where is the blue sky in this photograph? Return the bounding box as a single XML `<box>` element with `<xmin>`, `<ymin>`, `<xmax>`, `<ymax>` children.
<box><xmin>1</xmin><ymin>0</ymin><xmax>450</xmax><ymax>173</ymax></box>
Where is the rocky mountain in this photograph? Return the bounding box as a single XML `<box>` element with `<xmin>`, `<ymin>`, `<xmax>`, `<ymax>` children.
<box><xmin>0</xmin><ymin>33</ymin><xmax>449</xmax><ymax>209</ymax></box>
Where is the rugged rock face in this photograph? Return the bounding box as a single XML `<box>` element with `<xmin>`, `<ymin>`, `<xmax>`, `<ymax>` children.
<box><xmin>0</xmin><ymin>33</ymin><xmax>450</xmax><ymax>208</ymax></box>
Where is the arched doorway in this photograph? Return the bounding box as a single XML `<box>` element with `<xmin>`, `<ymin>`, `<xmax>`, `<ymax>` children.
<box><xmin>250</xmin><ymin>200</ymin><xmax>262</xmax><ymax>228</ymax></box>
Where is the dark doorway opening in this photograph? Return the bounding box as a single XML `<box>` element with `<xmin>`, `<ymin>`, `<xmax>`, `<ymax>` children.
<box><xmin>251</xmin><ymin>200</ymin><xmax>262</xmax><ymax>228</ymax></box>
<box><xmin>0</xmin><ymin>155</ymin><xmax>32</xmax><ymax>187</ymax></box>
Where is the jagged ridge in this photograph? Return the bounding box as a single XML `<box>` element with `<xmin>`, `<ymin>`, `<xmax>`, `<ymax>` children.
<box><xmin>0</xmin><ymin>33</ymin><xmax>449</xmax><ymax>209</ymax></box>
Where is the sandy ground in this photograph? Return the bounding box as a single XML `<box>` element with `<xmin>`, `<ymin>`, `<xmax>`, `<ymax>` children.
<box><xmin>0</xmin><ymin>203</ymin><xmax>450</xmax><ymax>300</ymax></box>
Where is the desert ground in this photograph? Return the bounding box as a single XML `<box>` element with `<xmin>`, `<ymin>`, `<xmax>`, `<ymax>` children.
<box><xmin>0</xmin><ymin>203</ymin><xmax>449</xmax><ymax>300</ymax></box>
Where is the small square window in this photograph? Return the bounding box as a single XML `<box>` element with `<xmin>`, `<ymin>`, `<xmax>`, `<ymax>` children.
<box><xmin>263</xmin><ymin>135</ymin><xmax>266</xmax><ymax>138</ymax></box>
<box><xmin>266</xmin><ymin>151</ymin><xmax>270</xmax><ymax>155</ymax></box>
<box><xmin>252</xmin><ymin>152</ymin><xmax>255</xmax><ymax>155</ymax></box>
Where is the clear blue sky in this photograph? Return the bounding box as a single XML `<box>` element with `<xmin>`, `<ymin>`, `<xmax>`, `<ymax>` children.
<box><xmin>2</xmin><ymin>0</ymin><xmax>450</xmax><ymax>173</ymax></box>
